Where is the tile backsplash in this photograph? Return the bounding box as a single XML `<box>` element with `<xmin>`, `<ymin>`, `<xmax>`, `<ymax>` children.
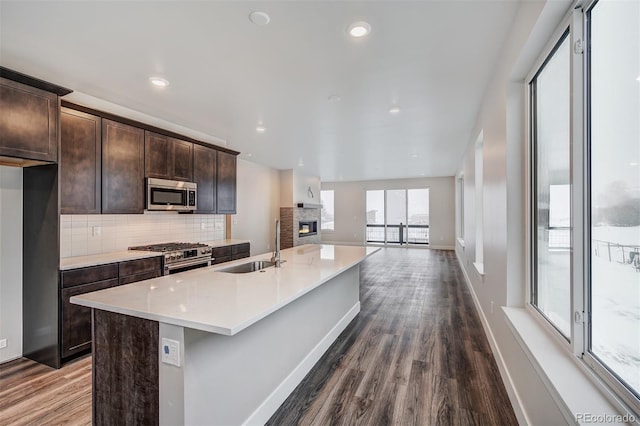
<box><xmin>61</xmin><ymin>213</ymin><xmax>226</xmax><ymax>258</ymax></box>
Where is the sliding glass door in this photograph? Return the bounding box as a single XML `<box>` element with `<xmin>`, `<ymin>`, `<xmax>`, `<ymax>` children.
<box><xmin>366</xmin><ymin>189</ymin><xmax>429</xmax><ymax>245</ymax></box>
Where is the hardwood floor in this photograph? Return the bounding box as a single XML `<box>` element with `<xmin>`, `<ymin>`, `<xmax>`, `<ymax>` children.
<box><xmin>267</xmin><ymin>247</ymin><xmax>517</xmax><ymax>426</ymax></box>
<box><xmin>0</xmin><ymin>247</ymin><xmax>516</xmax><ymax>426</ymax></box>
<box><xmin>0</xmin><ymin>355</ymin><xmax>91</xmax><ymax>425</ymax></box>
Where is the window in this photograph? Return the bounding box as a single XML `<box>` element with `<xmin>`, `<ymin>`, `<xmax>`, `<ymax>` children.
<box><xmin>530</xmin><ymin>31</ymin><xmax>572</xmax><ymax>338</ymax></box>
<box><xmin>475</xmin><ymin>132</ymin><xmax>484</xmax><ymax>268</ymax></box>
<box><xmin>586</xmin><ymin>0</ymin><xmax>640</xmax><ymax>408</ymax></box>
<box><xmin>365</xmin><ymin>189</ymin><xmax>429</xmax><ymax>245</ymax></box>
<box><xmin>320</xmin><ymin>190</ymin><xmax>334</xmax><ymax>231</ymax></box>
<box><xmin>366</xmin><ymin>190</ymin><xmax>385</xmax><ymax>243</ymax></box>
<box><xmin>457</xmin><ymin>175</ymin><xmax>464</xmax><ymax>241</ymax></box>
<box><xmin>528</xmin><ymin>0</ymin><xmax>639</xmax><ymax>414</ymax></box>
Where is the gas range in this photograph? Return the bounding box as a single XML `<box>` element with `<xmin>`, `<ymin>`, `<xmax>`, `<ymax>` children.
<box><xmin>129</xmin><ymin>242</ymin><xmax>213</xmax><ymax>275</ymax></box>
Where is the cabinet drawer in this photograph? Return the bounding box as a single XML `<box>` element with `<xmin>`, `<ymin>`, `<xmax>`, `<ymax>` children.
<box><xmin>119</xmin><ymin>257</ymin><xmax>162</xmax><ymax>277</ymax></box>
<box><xmin>118</xmin><ymin>270</ymin><xmax>162</xmax><ymax>286</ymax></box>
<box><xmin>61</xmin><ymin>263</ymin><xmax>118</xmax><ymax>288</ymax></box>
<box><xmin>212</xmin><ymin>246</ymin><xmax>231</xmax><ymax>258</ymax></box>
<box><xmin>61</xmin><ymin>278</ymin><xmax>118</xmax><ymax>359</ymax></box>
<box><xmin>231</xmin><ymin>243</ymin><xmax>250</xmax><ymax>255</ymax></box>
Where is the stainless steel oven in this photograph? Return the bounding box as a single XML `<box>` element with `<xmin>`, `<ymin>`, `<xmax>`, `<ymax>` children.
<box><xmin>146</xmin><ymin>178</ymin><xmax>197</xmax><ymax>212</ymax></box>
<box><xmin>129</xmin><ymin>242</ymin><xmax>213</xmax><ymax>275</ymax></box>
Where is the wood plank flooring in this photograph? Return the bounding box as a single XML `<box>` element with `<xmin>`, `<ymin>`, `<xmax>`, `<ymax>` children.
<box><xmin>0</xmin><ymin>247</ymin><xmax>516</xmax><ymax>426</ymax></box>
<box><xmin>267</xmin><ymin>247</ymin><xmax>517</xmax><ymax>426</ymax></box>
<box><xmin>0</xmin><ymin>355</ymin><xmax>91</xmax><ymax>425</ymax></box>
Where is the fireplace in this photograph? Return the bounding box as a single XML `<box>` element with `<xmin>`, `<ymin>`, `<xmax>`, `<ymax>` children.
<box><xmin>280</xmin><ymin>206</ymin><xmax>321</xmax><ymax>249</ymax></box>
<box><xmin>298</xmin><ymin>221</ymin><xmax>318</xmax><ymax>237</ymax></box>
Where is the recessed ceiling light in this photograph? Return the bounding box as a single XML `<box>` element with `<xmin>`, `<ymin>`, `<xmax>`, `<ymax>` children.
<box><xmin>630</xmin><ymin>162</ymin><xmax>638</xmax><ymax>166</ymax></box>
<box><xmin>256</xmin><ymin>125</ymin><xmax>266</xmax><ymax>133</ymax></box>
<box><xmin>389</xmin><ymin>106</ymin><xmax>401</xmax><ymax>115</ymax></box>
<box><xmin>411</xmin><ymin>153</ymin><xmax>418</xmax><ymax>159</ymax></box>
<box><xmin>348</xmin><ymin>21</ymin><xmax>371</xmax><ymax>38</ymax></box>
<box><xmin>328</xmin><ymin>94</ymin><xmax>341</xmax><ymax>102</ymax></box>
<box><xmin>298</xmin><ymin>158</ymin><xmax>304</xmax><ymax>167</ymax></box>
<box><xmin>246</xmin><ymin>152</ymin><xmax>253</xmax><ymax>157</ymax></box>
<box><xmin>636</xmin><ymin>75</ymin><xmax>640</xmax><ymax>81</ymax></box>
<box><xmin>249</xmin><ymin>11</ymin><xmax>270</xmax><ymax>26</ymax></box>
<box><xmin>149</xmin><ymin>77</ymin><xmax>170</xmax><ymax>88</ymax></box>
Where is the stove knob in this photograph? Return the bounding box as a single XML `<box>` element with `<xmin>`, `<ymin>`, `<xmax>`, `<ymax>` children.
<box><xmin>177</xmin><ymin>253</ymin><xmax>183</xmax><ymax>259</ymax></box>
<box><xmin>164</xmin><ymin>254</ymin><xmax>171</xmax><ymax>261</ymax></box>
<box><xmin>170</xmin><ymin>253</ymin><xmax>177</xmax><ymax>260</ymax></box>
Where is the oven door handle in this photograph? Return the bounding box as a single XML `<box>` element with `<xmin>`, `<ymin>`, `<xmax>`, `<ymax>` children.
<box><xmin>166</xmin><ymin>258</ymin><xmax>211</xmax><ymax>271</ymax></box>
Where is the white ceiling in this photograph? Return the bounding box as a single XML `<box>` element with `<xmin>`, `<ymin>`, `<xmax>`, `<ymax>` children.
<box><xmin>0</xmin><ymin>1</ymin><xmax>521</xmax><ymax>182</ymax></box>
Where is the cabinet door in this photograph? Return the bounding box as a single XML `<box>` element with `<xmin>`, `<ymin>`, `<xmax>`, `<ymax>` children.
<box><xmin>172</xmin><ymin>138</ymin><xmax>193</xmax><ymax>182</ymax></box>
<box><xmin>61</xmin><ymin>278</ymin><xmax>118</xmax><ymax>359</ymax></box>
<box><xmin>145</xmin><ymin>132</ymin><xmax>193</xmax><ymax>182</ymax></box>
<box><xmin>217</xmin><ymin>151</ymin><xmax>237</xmax><ymax>214</ymax></box>
<box><xmin>231</xmin><ymin>243</ymin><xmax>250</xmax><ymax>260</ymax></box>
<box><xmin>102</xmin><ymin>120</ymin><xmax>145</xmax><ymax>214</ymax></box>
<box><xmin>60</xmin><ymin>108</ymin><xmax>101</xmax><ymax>214</ymax></box>
<box><xmin>145</xmin><ymin>131</ymin><xmax>172</xmax><ymax>180</ymax></box>
<box><xmin>193</xmin><ymin>144</ymin><xmax>217</xmax><ymax>213</ymax></box>
<box><xmin>0</xmin><ymin>77</ymin><xmax>58</xmax><ymax>162</ymax></box>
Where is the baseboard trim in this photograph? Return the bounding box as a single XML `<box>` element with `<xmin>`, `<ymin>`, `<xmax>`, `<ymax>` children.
<box><xmin>456</xmin><ymin>255</ymin><xmax>530</xmax><ymax>426</ymax></box>
<box><xmin>243</xmin><ymin>301</ymin><xmax>361</xmax><ymax>425</ymax></box>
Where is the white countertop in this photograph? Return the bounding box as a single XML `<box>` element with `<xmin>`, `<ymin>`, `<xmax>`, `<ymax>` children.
<box><xmin>201</xmin><ymin>239</ymin><xmax>250</xmax><ymax>248</ymax></box>
<box><xmin>60</xmin><ymin>250</ymin><xmax>162</xmax><ymax>270</ymax></box>
<box><xmin>60</xmin><ymin>240</ymin><xmax>251</xmax><ymax>270</ymax></box>
<box><xmin>71</xmin><ymin>244</ymin><xmax>380</xmax><ymax>336</ymax></box>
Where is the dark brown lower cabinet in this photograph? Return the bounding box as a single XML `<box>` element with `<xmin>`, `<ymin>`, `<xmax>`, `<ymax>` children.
<box><xmin>61</xmin><ymin>278</ymin><xmax>117</xmax><ymax>359</ymax></box>
<box><xmin>60</xmin><ymin>256</ymin><xmax>162</xmax><ymax>363</ymax></box>
<box><xmin>212</xmin><ymin>243</ymin><xmax>250</xmax><ymax>265</ymax></box>
<box><xmin>212</xmin><ymin>246</ymin><xmax>232</xmax><ymax>265</ymax></box>
<box><xmin>231</xmin><ymin>243</ymin><xmax>250</xmax><ymax>260</ymax></box>
<box><xmin>119</xmin><ymin>257</ymin><xmax>162</xmax><ymax>285</ymax></box>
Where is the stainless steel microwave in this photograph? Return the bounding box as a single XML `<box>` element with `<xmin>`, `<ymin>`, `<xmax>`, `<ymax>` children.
<box><xmin>146</xmin><ymin>178</ymin><xmax>197</xmax><ymax>211</ymax></box>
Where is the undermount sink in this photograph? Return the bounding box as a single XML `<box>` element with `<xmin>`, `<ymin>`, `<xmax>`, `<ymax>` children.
<box><xmin>218</xmin><ymin>260</ymin><xmax>277</xmax><ymax>274</ymax></box>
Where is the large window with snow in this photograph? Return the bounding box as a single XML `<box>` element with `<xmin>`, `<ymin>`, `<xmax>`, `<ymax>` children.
<box><xmin>528</xmin><ymin>0</ymin><xmax>640</xmax><ymax>414</ymax></box>
<box><xmin>586</xmin><ymin>0</ymin><xmax>640</xmax><ymax>407</ymax></box>
<box><xmin>530</xmin><ymin>31</ymin><xmax>572</xmax><ymax>338</ymax></box>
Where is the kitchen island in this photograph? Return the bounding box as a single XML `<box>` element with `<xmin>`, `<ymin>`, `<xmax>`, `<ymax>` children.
<box><xmin>72</xmin><ymin>244</ymin><xmax>379</xmax><ymax>425</ymax></box>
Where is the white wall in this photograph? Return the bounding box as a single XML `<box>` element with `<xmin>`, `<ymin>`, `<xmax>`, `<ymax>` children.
<box><xmin>321</xmin><ymin>177</ymin><xmax>455</xmax><ymax>249</ymax></box>
<box><xmin>233</xmin><ymin>159</ymin><xmax>281</xmax><ymax>256</ymax></box>
<box><xmin>454</xmin><ymin>1</ymin><xmax>572</xmax><ymax>424</ymax></box>
<box><xmin>279</xmin><ymin>169</ymin><xmax>321</xmax><ymax>208</ymax></box>
<box><xmin>0</xmin><ymin>166</ymin><xmax>23</xmax><ymax>363</ymax></box>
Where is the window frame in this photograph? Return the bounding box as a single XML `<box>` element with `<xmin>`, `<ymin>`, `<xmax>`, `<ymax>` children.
<box><xmin>581</xmin><ymin>0</ymin><xmax>640</xmax><ymax>413</ymax></box>
<box><xmin>526</xmin><ymin>0</ymin><xmax>640</xmax><ymax>416</ymax></box>
<box><xmin>527</xmin><ymin>23</ymin><xmax>578</xmax><ymax>347</ymax></box>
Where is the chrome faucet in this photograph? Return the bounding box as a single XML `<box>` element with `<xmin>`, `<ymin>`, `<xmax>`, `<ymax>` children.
<box><xmin>271</xmin><ymin>219</ymin><xmax>282</xmax><ymax>267</ymax></box>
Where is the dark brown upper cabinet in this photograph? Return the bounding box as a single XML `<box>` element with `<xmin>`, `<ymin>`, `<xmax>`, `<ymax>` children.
<box><xmin>193</xmin><ymin>144</ymin><xmax>217</xmax><ymax>213</ymax></box>
<box><xmin>102</xmin><ymin>119</ymin><xmax>145</xmax><ymax>214</ymax></box>
<box><xmin>60</xmin><ymin>108</ymin><xmax>101</xmax><ymax>214</ymax></box>
<box><xmin>217</xmin><ymin>151</ymin><xmax>237</xmax><ymax>214</ymax></box>
<box><xmin>0</xmin><ymin>77</ymin><xmax>59</xmax><ymax>164</ymax></box>
<box><xmin>145</xmin><ymin>131</ymin><xmax>193</xmax><ymax>182</ymax></box>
